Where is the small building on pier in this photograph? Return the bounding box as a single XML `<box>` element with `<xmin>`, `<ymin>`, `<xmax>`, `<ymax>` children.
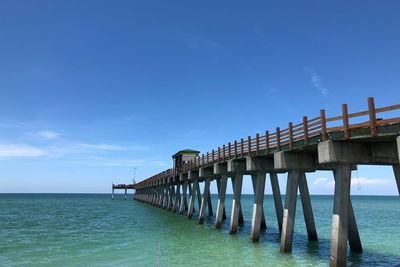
<box><xmin>172</xmin><ymin>149</ymin><xmax>200</xmax><ymax>173</ymax></box>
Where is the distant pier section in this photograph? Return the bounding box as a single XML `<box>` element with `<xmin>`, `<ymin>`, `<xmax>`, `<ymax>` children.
<box><xmin>112</xmin><ymin>183</ymin><xmax>135</xmax><ymax>200</ymax></box>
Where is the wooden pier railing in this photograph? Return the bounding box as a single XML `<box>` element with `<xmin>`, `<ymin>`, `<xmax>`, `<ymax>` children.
<box><xmin>134</xmin><ymin>97</ymin><xmax>400</xmax><ymax>189</ymax></box>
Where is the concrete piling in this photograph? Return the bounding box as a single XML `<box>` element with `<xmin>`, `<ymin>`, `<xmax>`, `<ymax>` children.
<box><xmin>250</xmin><ymin>171</ymin><xmax>266</xmax><ymax>241</ymax></box>
<box><xmin>280</xmin><ymin>170</ymin><xmax>300</xmax><ymax>252</ymax></box>
<box><xmin>251</xmin><ymin>174</ymin><xmax>267</xmax><ymax>230</ymax></box>
<box><xmin>393</xmin><ymin>164</ymin><xmax>400</xmax><ymax>195</ymax></box>
<box><xmin>179</xmin><ymin>179</ymin><xmax>188</xmax><ymax>215</ymax></box>
<box><xmin>188</xmin><ymin>178</ymin><xmax>199</xmax><ymax>219</ymax></box>
<box><xmin>229</xmin><ymin>173</ymin><xmax>243</xmax><ymax>234</ymax></box>
<box><xmin>173</xmin><ymin>184</ymin><xmax>181</xmax><ymax>213</ymax></box>
<box><xmin>298</xmin><ymin>173</ymin><xmax>318</xmax><ymax>241</ymax></box>
<box><xmin>329</xmin><ymin>164</ymin><xmax>352</xmax><ymax>267</ymax></box>
<box><xmin>207</xmin><ymin>193</ymin><xmax>213</xmax><ymax>216</ymax></box>
<box><xmin>199</xmin><ymin>178</ymin><xmax>211</xmax><ymax>224</ymax></box>
<box><xmin>270</xmin><ymin>172</ymin><xmax>283</xmax><ymax>233</ymax></box>
<box><xmin>215</xmin><ymin>175</ymin><xmax>228</xmax><ymax>229</ymax></box>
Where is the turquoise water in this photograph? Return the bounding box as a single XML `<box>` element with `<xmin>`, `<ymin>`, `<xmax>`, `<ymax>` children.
<box><xmin>1</xmin><ymin>194</ymin><xmax>399</xmax><ymax>266</ymax></box>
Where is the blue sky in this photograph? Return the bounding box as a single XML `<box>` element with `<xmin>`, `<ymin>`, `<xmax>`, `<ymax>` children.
<box><xmin>0</xmin><ymin>1</ymin><xmax>399</xmax><ymax>195</ymax></box>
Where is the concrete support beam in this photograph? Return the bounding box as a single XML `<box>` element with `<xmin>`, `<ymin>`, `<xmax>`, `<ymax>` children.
<box><xmin>332</xmin><ymin>170</ymin><xmax>363</xmax><ymax>253</ymax></box>
<box><xmin>250</xmin><ymin>171</ymin><xmax>266</xmax><ymax>241</ymax></box>
<box><xmin>173</xmin><ymin>184</ymin><xmax>181</xmax><ymax>213</ymax></box>
<box><xmin>227</xmin><ymin>159</ymin><xmax>247</xmax><ymax>173</ymax></box>
<box><xmin>158</xmin><ymin>186</ymin><xmax>162</xmax><ymax>207</ymax></box>
<box><xmin>199</xmin><ymin>167</ymin><xmax>213</xmax><ymax>178</ymax></box>
<box><xmin>274</xmin><ymin>151</ymin><xmax>317</xmax><ymax>171</ymax></box>
<box><xmin>347</xmin><ymin>199</ymin><xmax>362</xmax><ymax>252</ymax></box>
<box><xmin>152</xmin><ymin>188</ymin><xmax>157</xmax><ymax>205</ymax></box>
<box><xmin>299</xmin><ymin>173</ymin><xmax>318</xmax><ymax>241</ymax></box>
<box><xmin>319</xmin><ymin>140</ymin><xmax>398</xmax><ymax>165</ymax></box>
<box><xmin>188</xmin><ymin>180</ymin><xmax>199</xmax><ymax>219</ymax></box>
<box><xmin>215</xmin><ymin>175</ymin><xmax>228</xmax><ymax>229</ymax></box>
<box><xmin>207</xmin><ymin>193</ymin><xmax>213</xmax><ymax>216</ymax></box>
<box><xmin>196</xmin><ymin>182</ymin><xmax>202</xmax><ymax>211</ymax></box>
<box><xmin>270</xmin><ymin>172</ymin><xmax>283</xmax><ymax>234</ymax></box>
<box><xmin>330</xmin><ymin>164</ymin><xmax>352</xmax><ymax>267</ymax></box>
<box><xmin>188</xmin><ymin>183</ymin><xmax>193</xmax><ymax>211</ymax></box>
<box><xmin>280</xmin><ymin>170</ymin><xmax>300</xmax><ymax>252</ymax></box>
<box><xmin>231</xmin><ymin>175</ymin><xmax>244</xmax><ymax>224</ymax></box>
<box><xmin>179</xmin><ymin>180</ymin><xmax>188</xmax><ymax>215</ymax></box>
<box><xmin>229</xmin><ymin>173</ymin><xmax>243</xmax><ymax>234</ymax></box>
<box><xmin>199</xmin><ymin>178</ymin><xmax>211</xmax><ymax>224</ymax></box>
<box><xmin>167</xmin><ymin>185</ymin><xmax>174</xmax><ymax>211</ymax></box>
<box><xmin>216</xmin><ymin>176</ymin><xmax>227</xmax><ymax>220</ymax></box>
<box><xmin>251</xmin><ymin>174</ymin><xmax>266</xmax><ymax>230</ymax></box>
<box><xmin>166</xmin><ymin>185</ymin><xmax>171</xmax><ymax>210</ymax></box>
<box><xmin>163</xmin><ymin>184</ymin><xmax>168</xmax><ymax>209</ymax></box>
<box><xmin>393</xmin><ymin>165</ymin><xmax>400</xmax><ymax>195</ymax></box>
<box><xmin>397</xmin><ymin>136</ymin><xmax>400</xmax><ymax>161</ymax></box>
<box><xmin>246</xmin><ymin>156</ymin><xmax>274</xmax><ymax>172</ymax></box>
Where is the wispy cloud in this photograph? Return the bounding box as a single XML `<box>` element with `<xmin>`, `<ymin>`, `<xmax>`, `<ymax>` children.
<box><xmin>253</xmin><ymin>26</ymin><xmax>266</xmax><ymax>40</ymax></box>
<box><xmin>267</xmin><ymin>88</ymin><xmax>279</xmax><ymax>95</ymax></box>
<box><xmin>305</xmin><ymin>68</ymin><xmax>329</xmax><ymax>98</ymax></box>
<box><xmin>182</xmin><ymin>33</ymin><xmax>222</xmax><ymax>49</ymax></box>
<box><xmin>80</xmin><ymin>156</ymin><xmax>169</xmax><ymax>168</ymax></box>
<box><xmin>37</xmin><ymin>130</ymin><xmax>60</xmax><ymax>140</ymax></box>
<box><xmin>77</xmin><ymin>143</ymin><xmax>127</xmax><ymax>151</ymax></box>
<box><xmin>313</xmin><ymin>177</ymin><xmax>391</xmax><ymax>188</ymax></box>
<box><xmin>0</xmin><ymin>144</ymin><xmax>47</xmax><ymax>157</ymax></box>
<box><xmin>313</xmin><ymin>177</ymin><xmax>329</xmax><ymax>186</ymax></box>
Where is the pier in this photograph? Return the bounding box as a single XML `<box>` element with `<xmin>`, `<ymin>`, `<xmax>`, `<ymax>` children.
<box><xmin>112</xmin><ymin>183</ymin><xmax>134</xmax><ymax>200</ymax></box>
<box><xmin>132</xmin><ymin>97</ymin><xmax>400</xmax><ymax>266</ymax></box>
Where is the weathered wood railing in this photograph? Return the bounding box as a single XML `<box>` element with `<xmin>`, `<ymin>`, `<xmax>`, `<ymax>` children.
<box><xmin>135</xmin><ymin>97</ymin><xmax>400</xmax><ymax>189</ymax></box>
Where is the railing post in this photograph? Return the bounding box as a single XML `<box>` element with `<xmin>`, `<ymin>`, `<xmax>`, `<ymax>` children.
<box><xmin>256</xmin><ymin>133</ymin><xmax>259</xmax><ymax>156</ymax></box>
<box><xmin>248</xmin><ymin>136</ymin><xmax>252</xmax><ymax>156</ymax></box>
<box><xmin>342</xmin><ymin>104</ymin><xmax>350</xmax><ymax>140</ymax></box>
<box><xmin>320</xmin><ymin>109</ymin><xmax>328</xmax><ymax>141</ymax></box>
<box><xmin>228</xmin><ymin>142</ymin><xmax>231</xmax><ymax>159</ymax></box>
<box><xmin>212</xmin><ymin>149</ymin><xmax>215</xmax><ymax>163</ymax></box>
<box><xmin>303</xmin><ymin>116</ymin><xmax>309</xmax><ymax>145</ymax></box>
<box><xmin>241</xmin><ymin>138</ymin><xmax>244</xmax><ymax>158</ymax></box>
<box><xmin>223</xmin><ymin>145</ymin><xmax>226</xmax><ymax>161</ymax></box>
<box><xmin>218</xmin><ymin>147</ymin><xmax>221</xmax><ymax>162</ymax></box>
<box><xmin>207</xmin><ymin>152</ymin><xmax>209</xmax><ymax>165</ymax></box>
<box><xmin>265</xmin><ymin>130</ymin><xmax>269</xmax><ymax>154</ymax></box>
<box><xmin>276</xmin><ymin>127</ymin><xmax>281</xmax><ymax>150</ymax></box>
<box><xmin>234</xmin><ymin>140</ymin><xmax>237</xmax><ymax>159</ymax></box>
<box><xmin>288</xmin><ymin>122</ymin><xmax>293</xmax><ymax>150</ymax></box>
<box><xmin>368</xmin><ymin>97</ymin><xmax>378</xmax><ymax>137</ymax></box>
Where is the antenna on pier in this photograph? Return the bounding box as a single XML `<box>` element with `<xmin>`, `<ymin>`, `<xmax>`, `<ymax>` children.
<box><xmin>133</xmin><ymin>167</ymin><xmax>137</xmax><ymax>184</ymax></box>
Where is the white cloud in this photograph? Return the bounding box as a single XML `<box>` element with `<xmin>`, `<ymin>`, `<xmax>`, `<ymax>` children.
<box><xmin>78</xmin><ymin>156</ymin><xmax>168</xmax><ymax>168</ymax></box>
<box><xmin>350</xmin><ymin>177</ymin><xmax>391</xmax><ymax>186</ymax></box>
<box><xmin>313</xmin><ymin>177</ymin><xmax>391</xmax><ymax>188</ymax></box>
<box><xmin>78</xmin><ymin>143</ymin><xmax>127</xmax><ymax>151</ymax></box>
<box><xmin>313</xmin><ymin>177</ymin><xmax>328</xmax><ymax>186</ymax></box>
<box><xmin>37</xmin><ymin>130</ymin><xmax>60</xmax><ymax>140</ymax></box>
<box><xmin>305</xmin><ymin>68</ymin><xmax>329</xmax><ymax>98</ymax></box>
<box><xmin>182</xmin><ymin>33</ymin><xmax>222</xmax><ymax>49</ymax></box>
<box><xmin>0</xmin><ymin>144</ymin><xmax>46</xmax><ymax>157</ymax></box>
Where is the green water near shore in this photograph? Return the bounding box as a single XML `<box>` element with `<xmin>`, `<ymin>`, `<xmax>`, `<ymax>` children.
<box><xmin>1</xmin><ymin>194</ymin><xmax>399</xmax><ymax>266</ymax></box>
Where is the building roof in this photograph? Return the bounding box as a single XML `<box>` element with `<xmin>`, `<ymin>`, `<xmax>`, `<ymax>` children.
<box><xmin>172</xmin><ymin>149</ymin><xmax>200</xmax><ymax>158</ymax></box>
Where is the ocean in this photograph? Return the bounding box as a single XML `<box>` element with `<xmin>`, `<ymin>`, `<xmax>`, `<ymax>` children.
<box><xmin>1</xmin><ymin>194</ymin><xmax>399</xmax><ymax>266</ymax></box>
